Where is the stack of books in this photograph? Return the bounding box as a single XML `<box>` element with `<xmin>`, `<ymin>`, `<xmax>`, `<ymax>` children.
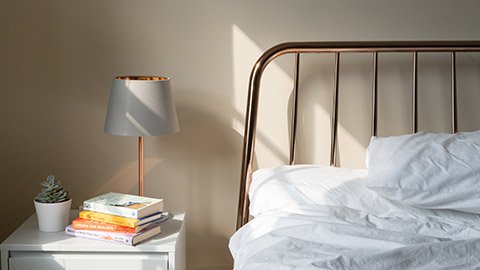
<box><xmin>65</xmin><ymin>192</ymin><xmax>166</xmax><ymax>246</ymax></box>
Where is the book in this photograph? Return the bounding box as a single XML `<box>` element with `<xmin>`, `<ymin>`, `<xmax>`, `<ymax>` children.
<box><xmin>79</xmin><ymin>210</ymin><xmax>163</xmax><ymax>228</ymax></box>
<box><xmin>83</xmin><ymin>192</ymin><xmax>163</xmax><ymax>219</ymax></box>
<box><xmin>65</xmin><ymin>222</ymin><xmax>161</xmax><ymax>246</ymax></box>
<box><xmin>72</xmin><ymin>218</ymin><xmax>150</xmax><ymax>234</ymax></box>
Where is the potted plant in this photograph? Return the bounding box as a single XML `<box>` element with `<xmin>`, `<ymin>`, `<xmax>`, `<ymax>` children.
<box><xmin>34</xmin><ymin>175</ymin><xmax>72</xmax><ymax>232</ymax></box>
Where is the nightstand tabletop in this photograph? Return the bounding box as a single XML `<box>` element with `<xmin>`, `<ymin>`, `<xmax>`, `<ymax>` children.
<box><xmin>1</xmin><ymin>210</ymin><xmax>185</xmax><ymax>253</ymax></box>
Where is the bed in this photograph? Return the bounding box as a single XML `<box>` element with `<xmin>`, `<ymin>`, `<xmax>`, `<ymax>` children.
<box><xmin>229</xmin><ymin>41</ymin><xmax>480</xmax><ymax>269</ymax></box>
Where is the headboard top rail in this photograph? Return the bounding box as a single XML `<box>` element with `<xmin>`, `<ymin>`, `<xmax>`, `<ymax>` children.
<box><xmin>266</xmin><ymin>40</ymin><xmax>480</xmax><ymax>53</ymax></box>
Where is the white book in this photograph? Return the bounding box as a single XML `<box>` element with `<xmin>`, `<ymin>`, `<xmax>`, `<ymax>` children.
<box><xmin>83</xmin><ymin>192</ymin><xmax>163</xmax><ymax>219</ymax></box>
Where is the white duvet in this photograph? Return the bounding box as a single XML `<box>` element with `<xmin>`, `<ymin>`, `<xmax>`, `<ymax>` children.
<box><xmin>229</xmin><ymin>165</ymin><xmax>480</xmax><ymax>269</ymax></box>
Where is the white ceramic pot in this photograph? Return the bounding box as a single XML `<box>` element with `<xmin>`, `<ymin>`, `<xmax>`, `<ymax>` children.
<box><xmin>34</xmin><ymin>199</ymin><xmax>72</xmax><ymax>232</ymax></box>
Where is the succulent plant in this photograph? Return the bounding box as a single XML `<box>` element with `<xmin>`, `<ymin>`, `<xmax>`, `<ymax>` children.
<box><xmin>35</xmin><ymin>175</ymin><xmax>70</xmax><ymax>203</ymax></box>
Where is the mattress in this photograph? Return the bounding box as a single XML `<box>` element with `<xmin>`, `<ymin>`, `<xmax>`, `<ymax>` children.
<box><xmin>229</xmin><ymin>165</ymin><xmax>480</xmax><ymax>269</ymax></box>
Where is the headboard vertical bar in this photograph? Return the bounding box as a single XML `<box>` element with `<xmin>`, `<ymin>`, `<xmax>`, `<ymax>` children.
<box><xmin>289</xmin><ymin>53</ymin><xmax>301</xmax><ymax>165</ymax></box>
<box><xmin>330</xmin><ymin>52</ymin><xmax>340</xmax><ymax>166</ymax></box>
<box><xmin>451</xmin><ymin>52</ymin><xmax>458</xmax><ymax>133</ymax></box>
<box><xmin>237</xmin><ymin>60</ymin><xmax>265</xmax><ymax>229</ymax></box>
<box><xmin>372</xmin><ymin>52</ymin><xmax>379</xmax><ymax>137</ymax></box>
<box><xmin>412</xmin><ymin>52</ymin><xmax>419</xmax><ymax>133</ymax></box>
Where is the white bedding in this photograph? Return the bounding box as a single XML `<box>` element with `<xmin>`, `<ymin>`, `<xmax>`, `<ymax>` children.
<box><xmin>366</xmin><ymin>130</ymin><xmax>480</xmax><ymax>213</ymax></box>
<box><xmin>229</xmin><ymin>165</ymin><xmax>480</xmax><ymax>269</ymax></box>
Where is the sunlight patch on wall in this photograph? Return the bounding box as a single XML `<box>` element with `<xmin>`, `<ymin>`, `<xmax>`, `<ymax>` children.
<box><xmin>337</xmin><ymin>125</ymin><xmax>367</xmax><ymax>168</ymax></box>
<box><xmin>231</xmin><ymin>24</ymin><xmax>293</xmax><ymax>167</ymax></box>
<box><xmin>295</xmin><ymin>56</ymin><xmax>368</xmax><ymax>169</ymax></box>
<box><xmin>296</xmin><ymin>103</ymin><xmax>331</xmax><ymax>164</ymax></box>
<box><xmin>231</xmin><ymin>24</ymin><xmax>259</xmax><ymax>120</ymax></box>
<box><xmin>231</xmin><ymin>25</ymin><xmax>369</xmax><ymax>169</ymax></box>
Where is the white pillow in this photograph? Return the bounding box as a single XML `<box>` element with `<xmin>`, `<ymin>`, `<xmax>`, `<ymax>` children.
<box><xmin>249</xmin><ymin>165</ymin><xmax>370</xmax><ymax>216</ymax></box>
<box><xmin>365</xmin><ymin>130</ymin><xmax>480</xmax><ymax>213</ymax></box>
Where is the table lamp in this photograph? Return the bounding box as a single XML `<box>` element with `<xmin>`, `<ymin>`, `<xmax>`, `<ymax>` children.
<box><xmin>104</xmin><ymin>76</ymin><xmax>179</xmax><ymax>196</ymax></box>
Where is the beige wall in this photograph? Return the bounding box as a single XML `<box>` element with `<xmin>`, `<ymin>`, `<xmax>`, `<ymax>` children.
<box><xmin>1</xmin><ymin>0</ymin><xmax>480</xmax><ymax>269</ymax></box>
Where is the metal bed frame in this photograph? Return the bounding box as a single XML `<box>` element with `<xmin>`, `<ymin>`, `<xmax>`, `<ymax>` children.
<box><xmin>236</xmin><ymin>41</ymin><xmax>480</xmax><ymax>230</ymax></box>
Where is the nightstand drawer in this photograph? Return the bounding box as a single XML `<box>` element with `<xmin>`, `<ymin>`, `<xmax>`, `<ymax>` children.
<box><xmin>9</xmin><ymin>251</ymin><xmax>168</xmax><ymax>270</ymax></box>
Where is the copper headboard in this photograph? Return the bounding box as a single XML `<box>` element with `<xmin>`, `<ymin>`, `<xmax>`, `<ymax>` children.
<box><xmin>236</xmin><ymin>41</ymin><xmax>480</xmax><ymax>230</ymax></box>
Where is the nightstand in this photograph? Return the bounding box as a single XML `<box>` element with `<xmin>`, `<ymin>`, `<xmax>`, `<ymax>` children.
<box><xmin>1</xmin><ymin>210</ymin><xmax>185</xmax><ymax>270</ymax></box>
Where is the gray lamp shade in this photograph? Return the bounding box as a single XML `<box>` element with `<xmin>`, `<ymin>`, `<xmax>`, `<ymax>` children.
<box><xmin>104</xmin><ymin>76</ymin><xmax>179</xmax><ymax>136</ymax></box>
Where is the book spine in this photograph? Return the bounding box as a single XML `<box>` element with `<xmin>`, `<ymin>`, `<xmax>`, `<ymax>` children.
<box><xmin>65</xmin><ymin>226</ymin><xmax>133</xmax><ymax>246</ymax></box>
<box><xmin>83</xmin><ymin>202</ymin><xmax>138</xmax><ymax>219</ymax></box>
<box><xmin>72</xmin><ymin>219</ymin><xmax>135</xmax><ymax>233</ymax></box>
<box><xmin>79</xmin><ymin>211</ymin><xmax>137</xmax><ymax>228</ymax></box>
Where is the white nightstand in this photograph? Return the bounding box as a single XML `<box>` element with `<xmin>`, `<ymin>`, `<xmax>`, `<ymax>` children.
<box><xmin>1</xmin><ymin>211</ymin><xmax>185</xmax><ymax>270</ymax></box>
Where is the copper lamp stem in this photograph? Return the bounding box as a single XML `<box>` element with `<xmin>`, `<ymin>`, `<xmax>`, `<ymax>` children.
<box><xmin>138</xmin><ymin>136</ymin><xmax>145</xmax><ymax>196</ymax></box>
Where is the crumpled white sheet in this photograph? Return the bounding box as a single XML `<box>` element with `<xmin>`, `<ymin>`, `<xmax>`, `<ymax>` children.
<box><xmin>230</xmin><ymin>165</ymin><xmax>480</xmax><ymax>269</ymax></box>
<box><xmin>230</xmin><ymin>205</ymin><xmax>480</xmax><ymax>269</ymax></box>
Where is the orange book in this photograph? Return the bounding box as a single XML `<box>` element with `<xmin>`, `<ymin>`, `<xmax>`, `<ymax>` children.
<box><xmin>72</xmin><ymin>218</ymin><xmax>148</xmax><ymax>233</ymax></box>
<box><xmin>79</xmin><ymin>210</ymin><xmax>162</xmax><ymax>228</ymax></box>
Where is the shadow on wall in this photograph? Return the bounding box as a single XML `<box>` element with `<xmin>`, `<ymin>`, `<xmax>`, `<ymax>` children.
<box><xmin>148</xmin><ymin>103</ymin><xmax>243</xmax><ymax>269</ymax></box>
